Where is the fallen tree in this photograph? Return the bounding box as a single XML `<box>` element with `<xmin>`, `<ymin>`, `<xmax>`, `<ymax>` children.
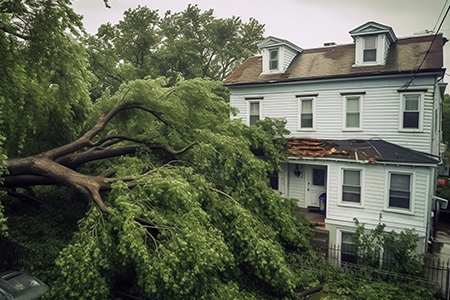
<box><xmin>1</xmin><ymin>78</ymin><xmax>313</xmax><ymax>300</ymax></box>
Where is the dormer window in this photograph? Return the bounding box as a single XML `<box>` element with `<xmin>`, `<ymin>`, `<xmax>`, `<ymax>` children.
<box><xmin>350</xmin><ymin>21</ymin><xmax>397</xmax><ymax>67</ymax></box>
<box><xmin>363</xmin><ymin>36</ymin><xmax>377</xmax><ymax>62</ymax></box>
<box><xmin>269</xmin><ymin>49</ymin><xmax>279</xmax><ymax>70</ymax></box>
<box><xmin>257</xmin><ymin>36</ymin><xmax>303</xmax><ymax>74</ymax></box>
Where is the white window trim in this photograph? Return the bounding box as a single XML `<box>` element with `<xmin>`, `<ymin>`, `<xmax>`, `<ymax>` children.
<box><xmin>297</xmin><ymin>96</ymin><xmax>316</xmax><ymax>131</ymax></box>
<box><xmin>342</xmin><ymin>94</ymin><xmax>363</xmax><ymax>131</ymax></box>
<box><xmin>338</xmin><ymin>167</ymin><xmax>364</xmax><ymax>208</ymax></box>
<box><xmin>398</xmin><ymin>92</ymin><xmax>424</xmax><ymax>132</ymax></box>
<box><xmin>384</xmin><ymin>171</ymin><xmax>415</xmax><ymax>215</ymax></box>
<box><xmin>262</xmin><ymin>46</ymin><xmax>284</xmax><ymax>74</ymax></box>
<box><xmin>336</xmin><ymin>229</ymin><xmax>357</xmax><ymax>263</ymax></box>
<box><xmin>247</xmin><ymin>100</ymin><xmax>262</xmax><ymax>126</ymax></box>
<box><xmin>353</xmin><ymin>34</ymin><xmax>385</xmax><ymax>67</ymax></box>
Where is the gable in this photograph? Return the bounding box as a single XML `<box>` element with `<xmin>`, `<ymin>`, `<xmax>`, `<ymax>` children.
<box><xmin>349</xmin><ymin>21</ymin><xmax>397</xmax><ymax>43</ymax></box>
<box><xmin>257</xmin><ymin>36</ymin><xmax>303</xmax><ymax>53</ymax></box>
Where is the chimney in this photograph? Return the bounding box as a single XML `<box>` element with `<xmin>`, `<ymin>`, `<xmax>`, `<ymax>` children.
<box><xmin>324</xmin><ymin>42</ymin><xmax>336</xmax><ymax>47</ymax></box>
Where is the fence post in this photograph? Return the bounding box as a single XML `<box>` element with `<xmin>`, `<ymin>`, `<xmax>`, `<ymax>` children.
<box><xmin>446</xmin><ymin>260</ymin><xmax>450</xmax><ymax>300</ymax></box>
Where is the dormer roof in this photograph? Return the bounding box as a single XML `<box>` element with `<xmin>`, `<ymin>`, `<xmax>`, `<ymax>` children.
<box><xmin>349</xmin><ymin>21</ymin><xmax>397</xmax><ymax>44</ymax></box>
<box><xmin>257</xmin><ymin>36</ymin><xmax>303</xmax><ymax>53</ymax></box>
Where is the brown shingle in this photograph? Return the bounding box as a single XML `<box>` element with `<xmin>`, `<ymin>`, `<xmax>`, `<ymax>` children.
<box><xmin>224</xmin><ymin>34</ymin><xmax>444</xmax><ymax>85</ymax></box>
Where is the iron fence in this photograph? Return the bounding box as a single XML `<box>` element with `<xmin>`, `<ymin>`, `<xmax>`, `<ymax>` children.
<box><xmin>0</xmin><ymin>237</ymin><xmax>34</xmax><ymax>270</ymax></box>
<box><xmin>286</xmin><ymin>244</ymin><xmax>450</xmax><ymax>299</ymax></box>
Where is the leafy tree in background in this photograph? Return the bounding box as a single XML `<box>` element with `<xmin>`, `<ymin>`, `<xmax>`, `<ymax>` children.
<box><xmin>0</xmin><ymin>0</ymin><xmax>92</xmax><ymax>158</ymax></box>
<box><xmin>87</xmin><ymin>4</ymin><xmax>264</xmax><ymax>100</ymax></box>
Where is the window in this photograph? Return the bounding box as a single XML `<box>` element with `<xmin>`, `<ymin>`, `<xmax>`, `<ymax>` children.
<box><xmin>342</xmin><ymin>169</ymin><xmax>361</xmax><ymax>203</ymax></box>
<box><xmin>399</xmin><ymin>93</ymin><xmax>423</xmax><ymax>131</ymax></box>
<box><xmin>363</xmin><ymin>36</ymin><xmax>377</xmax><ymax>62</ymax></box>
<box><xmin>269</xmin><ymin>49</ymin><xmax>278</xmax><ymax>71</ymax></box>
<box><xmin>344</xmin><ymin>95</ymin><xmax>362</xmax><ymax>130</ymax></box>
<box><xmin>313</xmin><ymin>168</ymin><xmax>325</xmax><ymax>186</ymax></box>
<box><xmin>297</xmin><ymin>96</ymin><xmax>316</xmax><ymax>130</ymax></box>
<box><xmin>341</xmin><ymin>231</ymin><xmax>357</xmax><ymax>263</ymax></box>
<box><xmin>388</xmin><ymin>173</ymin><xmax>411</xmax><ymax>210</ymax></box>
<box><xmin>249</xmin><ymin>101</ymin><xmax>261</xmax><ymax>125</ymax></box>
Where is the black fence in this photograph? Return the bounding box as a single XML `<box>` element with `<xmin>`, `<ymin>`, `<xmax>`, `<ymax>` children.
<box><xmin>286</xmin><ymin>244</ymin><xmax>450</xmax><ymax>299</ymax></box>
<box><xmin>0</xmin><ymin>237</ymin><xmax>34</xmax><ymax>270</ymax></box>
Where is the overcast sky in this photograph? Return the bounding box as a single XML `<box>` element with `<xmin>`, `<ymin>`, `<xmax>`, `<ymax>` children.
<box><xmin>72</xmin><ymin>0</ymin><xmax>450</xmax><ymax>81</ymax></box>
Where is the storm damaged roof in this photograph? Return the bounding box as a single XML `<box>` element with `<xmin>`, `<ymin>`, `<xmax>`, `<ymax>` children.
<box><xmin>286</xmin><ymin>138</ymin><xmax>439</xmax><ymax>165</ymax></box>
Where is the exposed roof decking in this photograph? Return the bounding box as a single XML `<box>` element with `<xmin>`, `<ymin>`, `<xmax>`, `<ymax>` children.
<box><xmin>285</xmin><ymin>138</ymin><xmax>439</xmax><ymax>165</ymax></box>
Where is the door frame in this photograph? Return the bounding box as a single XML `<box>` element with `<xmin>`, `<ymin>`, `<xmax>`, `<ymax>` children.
<box><xmin>305</xmin><ymin>165</ymin><xmax>327</xmax><ymax>207</ymax></box>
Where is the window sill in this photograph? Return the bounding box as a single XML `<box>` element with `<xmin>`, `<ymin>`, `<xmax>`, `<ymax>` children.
<box><xmin>352</xmin><ymin>62</ymin><xmax>382</xmax><ymax>67</ymax></box>
<box><xmin>383</xmin><ymin>208</ymin><xmax>414</xmax><ymax>215</ymax></box>
<box><xmin>398</xmin><ymin>129</ymin><xmax>423</xmax><ymax>133</ymax></box>
<box><xmin>338</xmin><ymin>202</ymin><xmax>364</xmax><ymax>209</ymax></box>
<box><xmin>297</xmin><ymin>128</ymin><xmax>316</xmax><ymax>132</ymax></box>
<box><xmin>342</xmin><ymin>128</ymin><xmax>363</xmax><ymax>132</ymax></box>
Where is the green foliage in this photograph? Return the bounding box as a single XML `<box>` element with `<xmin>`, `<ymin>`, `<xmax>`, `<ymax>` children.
<box><xmin>353</xmin><ymin>216</ymin><xmax>424</xmax><ymax>276</ymax></box>
<box><xmin>1</xmin><ymin>77</ymin><xmax>312</xmax><ymax>299</ymax></box>
<box><xmin>87</xmin><ymin>4</ymin><xmax>264</xmax><ymax>100</ymax></box>
<box><xmin>0</xmin><ymin>0</ymin><xmax>93</xmax><ymax>157</ymax></box>
<box><xmin>287</xmin><ymin>253</ymin><xmax>440</xmax><ymax>300</ymax></box>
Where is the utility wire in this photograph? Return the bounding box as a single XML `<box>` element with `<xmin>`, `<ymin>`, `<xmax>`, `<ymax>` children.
<box><xmin>434</xmin><ymin>0</ymin><xmax>449</xmax><ymax>32</ymax></box>
<box><xmin>404</xmin><ymin>0</ymin><xmax>450</xmax><ymax>89</ymax></box>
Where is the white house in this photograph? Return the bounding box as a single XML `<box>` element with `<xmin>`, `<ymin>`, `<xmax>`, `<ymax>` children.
<box><xmin>223</xmin><ymin>21</ymin><xmax>448</xmax><ymax>256</ymax></box>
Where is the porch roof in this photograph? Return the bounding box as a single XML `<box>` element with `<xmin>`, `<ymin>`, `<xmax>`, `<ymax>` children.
<box><xmin>285</xmin><ymin>138</ymin><xmax>440</xmax><ymax>165</ymax></box>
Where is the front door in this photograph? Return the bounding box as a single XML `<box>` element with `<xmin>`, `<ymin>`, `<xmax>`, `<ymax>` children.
<box><xmin>306</xmin><ymin>166</ymin><xmax>327</xmax><ymax>207</ymax></box>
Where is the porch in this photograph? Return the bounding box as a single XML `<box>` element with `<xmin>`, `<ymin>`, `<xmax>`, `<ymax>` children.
<box><xmin>296</xmin><ymin>207</ymin><xmax>325</xmax><ymax>227</ymax></box>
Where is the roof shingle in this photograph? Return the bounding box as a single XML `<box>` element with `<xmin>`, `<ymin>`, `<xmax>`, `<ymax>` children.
<box><xmin>224</xmin><ymin>34</ymin><xmax>444</xmax><ymax>85</ymax></box>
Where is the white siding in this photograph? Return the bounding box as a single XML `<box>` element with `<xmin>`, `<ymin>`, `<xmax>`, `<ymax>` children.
<box><xmin>229</xmin><ymin>75</ymin><xmax>438</xmax><ymax>153</ymax></box>
<box><xmin>283</xmin><ymin>47</ymin><xmax>297</xmax><ymax>72</ymax></box>
<box><xmin>278</xmin><ymin>160</ymin><xmax>434</xmax><ymax>238</ymax></box>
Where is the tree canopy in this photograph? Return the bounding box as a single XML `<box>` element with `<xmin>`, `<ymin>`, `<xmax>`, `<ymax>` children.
<box><xmin>87</xmin><ymin>4</ymin><xmax>264</xmax><ymax>100</ymax></box>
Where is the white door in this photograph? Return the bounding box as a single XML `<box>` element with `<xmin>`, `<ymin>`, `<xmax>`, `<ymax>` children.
<box><xmin>306</xmin><ymin>166</ymin><xmax>327</xmax><ymax>207</ymax></box>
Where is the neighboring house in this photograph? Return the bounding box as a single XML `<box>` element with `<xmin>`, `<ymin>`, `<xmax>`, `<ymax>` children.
<box><xmin>223</xmin><ymin>21</ymin><xmax>448</xmax><ymax>256</ymax></box>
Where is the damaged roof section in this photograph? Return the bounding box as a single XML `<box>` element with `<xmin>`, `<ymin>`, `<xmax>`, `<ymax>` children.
<box><xmin>286</xmin><ymin>138</ymin><xmax>439</xmax><ymax>165</ymax></box>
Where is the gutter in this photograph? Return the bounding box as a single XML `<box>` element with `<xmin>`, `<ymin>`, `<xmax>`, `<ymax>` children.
<box><xmin>223</xmin><ymin>69</ymin><xmax>445</xmax><ymax>87</ymax></box>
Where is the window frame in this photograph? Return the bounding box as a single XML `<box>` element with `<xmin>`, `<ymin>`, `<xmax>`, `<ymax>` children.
<box><xmin>338</xmin><ymin>167</ymin><xmax>364</xmax><ymax>207</ymax></box>
<box><xmin>297</xmin><ymin>95</ymin><xmax>317</xmax><ymax>131</ymax></box>
<box><xmin>269</xmin><ymin>48</ymin><xmax>279</xmax><ymax>71</ymax></box>
<box><xmin>342</xmin><ymin>94</ymin><xmax>363</xmax><ymax>131</ymax></box>
<box><xmin>247</xmin><ymin>100</ymin><xmax>262</xmax><ymax>126</ymax></box>
<box><xmin>363</xmin><ymin>35</ymin><xmax>377</xmax><ymax>63</ymax></box>
<box><xmin>398</xmin><ymin>92</ymin><xmax>424</xmax><ymax>132</ymax></box>
<box><xmin>384</xmin><ymin>171</ymin><xmax>414</xmax><ymax>214</ymax></box>
<box><xmin>337</xmin><ymin>229</ymin><xmax>357</xmax><ymax>264</ymax></box>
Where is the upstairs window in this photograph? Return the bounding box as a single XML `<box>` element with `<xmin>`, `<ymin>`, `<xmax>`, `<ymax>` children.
<box><xmin>388</xmin><ymin>173</ymin><xmax>411</xmax><ymax>210</ymax></box>
<box><xmin>269</xmin><ymin>49</ymin><xmax>279</xmax><ymax>71</ymax></box>
<box><xmin>363</xmin><ymin>36</ymin><xmax>377</xmax><ymax>62</ymax></box>
<box><xmin>249</xmin><ymin>101</ymin><xmax>261</xmax><ymax>125</ymax></box>
<box><xmin>343</xmin><ymin>95</ymin><xmax>363</xmax><ymax>130</ymax></box>
<box><xmin>297</xmin><ymin>95</ymin><xmax>317</xmax><ymax>131</ymax></box>
<box><xmin>299</xmin><ymin>98</ymin><xmax>313</xmax><ymax>129</ymax></box>
<box><xmin>399</xmin><ymin>92</ymin><xmax>423</xmax><ymax>131</ymax></box>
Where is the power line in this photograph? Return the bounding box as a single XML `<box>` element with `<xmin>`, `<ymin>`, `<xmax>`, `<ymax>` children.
<box><xmin>404</xmin><ymin>0</ymin><xmax>450</xmax><ymax>89</ymax></box>
<box><xmin>434</xmin><ymin>0</ymin><xmax>449</xmax><ymax>32</ymax></box>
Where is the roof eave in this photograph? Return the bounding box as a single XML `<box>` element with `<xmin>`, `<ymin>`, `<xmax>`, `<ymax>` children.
<box><xmin>223</xmin><ymin>68</ymin><xmax>445</xmax><ymax>87</ymax></box>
